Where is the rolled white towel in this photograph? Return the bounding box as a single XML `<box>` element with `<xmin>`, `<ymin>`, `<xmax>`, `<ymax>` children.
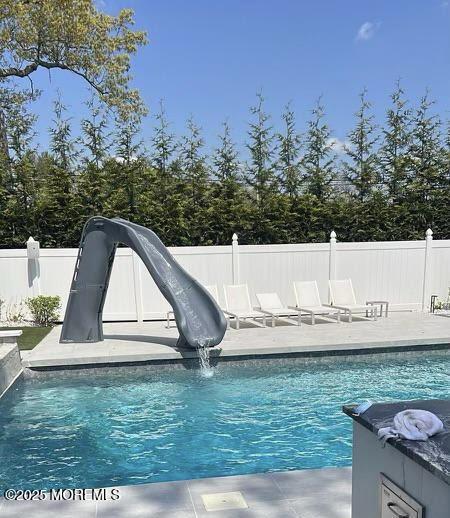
<box><xmin>378</xmin><ymin>409</ymin><xmax>444</xmax><ymax>444</ymax></box>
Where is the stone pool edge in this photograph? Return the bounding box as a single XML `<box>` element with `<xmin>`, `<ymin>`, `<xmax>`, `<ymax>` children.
<box><xmin>0</xmin><ymin>344</ymin><xmax>23</xmax><ymax>398</ymax></box>
<box><xmin>22</xmin><ymin>338</ymin><xmax>450</xmax><ymax>370</ymax></box>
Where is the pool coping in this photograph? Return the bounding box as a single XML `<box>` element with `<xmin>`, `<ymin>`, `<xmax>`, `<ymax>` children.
<box><xmin>21</xmin><ymin>313</ymin><xmax>450</xmax><ymax>370</ymax></box>
<box><xmin>23</xmin><ymin>337</ymin><xmax>450</xmax><ymax>370</ymax></box>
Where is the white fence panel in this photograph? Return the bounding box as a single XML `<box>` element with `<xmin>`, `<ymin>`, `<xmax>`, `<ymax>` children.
<box><xmin>102</xmin><ymin>249</ymin><xmax>137</xmax><ymax>321</ymax></box>
<box><xmin>0</xmin><ymin>250</ymin><xmax>29</xmax><ymax>306</ymax></box>
<box><xmin>431</xmin><ymin>240</ymin><xmax>450</xmax><ymax>301</ymax></box>
<box><xmin>238</xmin><ymin>244</ymin><xmax>330</xmax><ymax>306</ymax></box>
<box><xmin>38</xmin><ymin>249</ymin><xmax>77</xmax><ymax>312</ymax></box>
<box><xmin>335</xmin><ymin>241</ymin><xmax>426</xmax><ymax>310</ymax></box>
<box><xmin>1</xmin><ymin>231</ymin><xmax>450</xmax><ymax>322</ymax></box>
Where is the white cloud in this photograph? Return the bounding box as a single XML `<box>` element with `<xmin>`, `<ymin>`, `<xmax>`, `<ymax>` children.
<box><xmin>327</xmin><ymin>137</ymin><xmax>350</xmax><ymax>155</ymax></box>
<box><xmin>113</xmin><ymin>155</ymin><xmax>138</xmax><ymax>164</ymax></box>
<box><xmin>442</xmin><ymin>1</ymin><xmax>449</xmax><ymax>7</ymax></box>
<box><xmin>356</xmin><ymin>22</ymin><xmax>378</xmax><ymax>41</ymax></box>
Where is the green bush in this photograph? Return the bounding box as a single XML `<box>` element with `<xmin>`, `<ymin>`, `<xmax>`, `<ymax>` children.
<box><xmin>26</xmin><ymin>295</ymin><xmax>61</xmax><ymax>326</ymax></box>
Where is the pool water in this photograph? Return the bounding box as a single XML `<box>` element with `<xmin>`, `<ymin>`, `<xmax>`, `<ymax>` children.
<box><xmin>0</xmin><ymin>350</ymin><xmax>449</xmax><ymax>490</ymax></box>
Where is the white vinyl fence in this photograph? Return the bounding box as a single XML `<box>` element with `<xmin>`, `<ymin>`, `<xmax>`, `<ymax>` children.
<box><xmin>1</xmin><ymin>229</ymin><xmax>449</xmax><ymax>322</ymax></box>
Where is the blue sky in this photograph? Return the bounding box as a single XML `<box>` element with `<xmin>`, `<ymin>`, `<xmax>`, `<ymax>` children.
<box><xmin>27</xmin><ymin>0</ymin><xmax>450</xmax><ymax>154</ymax></box>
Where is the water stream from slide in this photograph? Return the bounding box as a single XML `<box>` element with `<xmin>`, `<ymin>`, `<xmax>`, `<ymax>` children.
<box><xmin>197</xmin><ymin>345</ymin><xmax>214</xmax><ymax>378</ymax></box>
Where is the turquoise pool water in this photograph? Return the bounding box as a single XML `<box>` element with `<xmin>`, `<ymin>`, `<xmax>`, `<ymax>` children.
<box><xmin>0</xmin><ymin>350</ymin><xmax>449</xmax><ymax>490</ymax></box>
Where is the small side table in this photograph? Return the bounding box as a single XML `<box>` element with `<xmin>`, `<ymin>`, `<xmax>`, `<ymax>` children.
<box><xmin>366</xmin><ymin>300</ymin><xmax>389</xmax><ymax>318</ymax></box>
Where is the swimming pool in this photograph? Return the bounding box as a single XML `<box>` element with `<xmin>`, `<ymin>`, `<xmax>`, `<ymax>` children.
<box><xmin>0</xmin><ymin>350</ymin><xmax>449</xmax><ymax>491</ymax></box>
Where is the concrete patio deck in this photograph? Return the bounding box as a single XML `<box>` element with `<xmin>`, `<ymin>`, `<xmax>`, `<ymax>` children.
<box><xmin>0</xmin><ymin>467</ymin><xmax>352</xmax><ymax>518</ymax></box>
<box><xmin>22</xmin><ymin>312</ymin><xmax>450</xmax><ymax>368</ymax></box>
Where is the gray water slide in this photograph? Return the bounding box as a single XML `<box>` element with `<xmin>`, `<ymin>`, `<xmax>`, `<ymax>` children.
<box><xmin>60</xmin><ymin>216</ymin><xmax>227</xmax><ymax>348</ymax></box>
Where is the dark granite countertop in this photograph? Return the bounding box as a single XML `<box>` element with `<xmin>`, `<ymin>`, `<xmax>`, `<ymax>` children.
<box><xmin>343</xmin><ymin>399</ymin><xmax>450</xmax><ymax>486</ymax></box>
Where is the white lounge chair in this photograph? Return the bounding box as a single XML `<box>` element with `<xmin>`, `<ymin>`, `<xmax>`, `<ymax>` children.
<box><xmin>256</xmin><ymin>293</ymin><xmax>302</xmax><ymax>327</ymax></box>
<box><xmin>166</xmin><ymin>285</ymin><xmax>220</xmax><ymax>328</ymax></box>
<box><xmin>223</xmin><ymin>284</ymin><xmax>267</xmax><ymax>329</ymax></box>
<box><xmin>289</xmin><ymin>280</ymin><xmax>341</xmax><ymax>325</ymax></box>
<box><xmin>327</xmin><ymin>279</ymin><xmax>378</xmax><ymax>322</ymax></box>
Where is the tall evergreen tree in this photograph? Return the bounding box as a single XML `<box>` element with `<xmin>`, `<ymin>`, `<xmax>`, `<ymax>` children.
<box><xmin>209</xmin><ymin>121</ymin><xmax>251</xmax><ymax>243</ymax></box>
<box><xmin>180</xmin><ymin>117</ymin><xmax>208</xmax><ymax>183</ymax></box>
<box><xmin>245</xmin><ymin>93</ymin><xmax>285</xmax><ymax>243</ymax></box>
<box><xmin>0</xmin><ymin>87</ymin><xmax>41</xmax><ymax>246</ymax></box>
<box><xmin>179</xmin><ymin>117</ymin><xmax>211</xmax><ymax>244</ymax></box>
<box><xmin>408</xmin><ymin>92</ymin><xmax>444</xmax><ymax>201</ymax></box>
<box><xmin>0</xmin><ymin>86</ymin><xmax>39</xmax><ymax>161</ymax></box>
<box><xmin>344</xmin><ymin>89</ymin><xmax>379</xmax><ymax>201</ymax></box>
<box><xmin>433</xmin><ymin>121</ymin><xmax>450</xmax><ymax>238</ymax></box>
<box><xmin>146</xmin><ymin>100</ymin><xmax>185</xmax><ymax>244</ymax></box>
<box><xmin>277</xmin><ymin>103</ymin><xmax>302</xmax><ymax>197</ymax></box>
<box><xmin>302</xmin><ymin>98</ymin><xmax>336</xmax><ymax>201</ymax></box>
<box><xmin>213</xmin><ymin>121</ymin><xmax>241</xmax><ymax>182</ymax></box>
<box><xmin>81</xmin><ymin>95</ymin><xmax>110</xmax><ymax>169</ymax></box>
<box><xmin>379</xmin><ymin>81</ymin><xmax>412</xmax><ymax>201</ymax></box>
<box><xmin>105</xmin><ymin>114</ymin><xmax>147</xmax><ymax>220</ymax></box>
<box><xmin>76</xmin><ymin>96</ymin><xmax>111</xmax><ymax>220</ymax></box>
<box><xmin>151</xmin><ymin>100</ymin><xmax>176</xmax><ymax>178</ymax></box>
<box><xmin>246</xmin><ymin>92</ymin><xmax>277</xmax><ymax>201</ymax></box>
<box><xmin>49</xmin><ymin>94</ymin><xmax>78</xmax><ymax>173</ymax></box>
<box><xmin>1</xmin><ymin>85</ymin><xmax>450</xmax><ymax>248</ymax></box>
<box><xmin>36</xmin><ymin>151</ymin><xmax>78</xmax><ymax>246</ymax></box>
<box><xmin>405</xmin><ymin>91</ymin><xmax>447</xmax><ymax>234</ymax></box>
<box><xmin>444</xmin><ymin>121</ymin><xmax>450</xmax><ymax>180</ymax></box>
<box><xmin>36</xmin><ymin>94</ymin><xmax>79</xmax><ymax>244</ymax></box>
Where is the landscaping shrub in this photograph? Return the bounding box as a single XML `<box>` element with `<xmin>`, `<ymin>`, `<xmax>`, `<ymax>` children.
<box><xmin>26</xmin><ymin>296</ymin><xmax>61</xmax><ymax>326</ymax></box>
<box><xmin>5</xmin><ymin>300</ymin><xmax>26</xmax><ymax>324</ymax></box>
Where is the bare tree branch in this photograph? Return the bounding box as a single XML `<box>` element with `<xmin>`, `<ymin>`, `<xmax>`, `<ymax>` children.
<box><xmin>0</xmin><ymin>60</ymin><xmax>107</xmax><ymax>96</ymax></box>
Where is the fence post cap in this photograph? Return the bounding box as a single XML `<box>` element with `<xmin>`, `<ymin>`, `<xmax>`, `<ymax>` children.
<box><xmin>26</xmin><ymin>236</ymin><xmax>40</xmax><ymax>259</ymax></box>
<box><xmin>232</xmin><ymin>233</ymin><xmax>238</xmax><ymax>242</ymax></box>
<box><xmin>426</xmin><ymin>228</ymin><xmax>433</xmax><ymax>237</ymax></box>
<box><xmin>330</xmin><ymin>230</ymin><xmax>337</xmax><ymax>239</ymax></box>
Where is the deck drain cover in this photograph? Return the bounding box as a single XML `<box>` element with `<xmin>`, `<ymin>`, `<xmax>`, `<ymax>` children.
<box><xmin>201</xmin><ymin>491</ymin><xmax>248</xmax><ymax>511</ymax></box>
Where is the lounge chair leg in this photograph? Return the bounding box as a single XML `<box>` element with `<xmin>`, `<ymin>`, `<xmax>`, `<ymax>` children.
<box><xmin>348</xmin><ymin>311</ymin><xmax>352</xmax><ymax>323</ymax></box>
<box><xmin>263</xmin><ymin>315</ymin><xmax>267</xmax><ymax>327</ymax></box>
<box><xmin>337</xmin><ymin>311</ymin><xmax>341</xmax><ymax>323</ymax></box>
<box><xmin>236</xmin><ymin>317</ymin><xmax>240</xmax><ymax>330</ymax></box>
<box><xmin>385</xmin><ymin>302</ymin><xmax>389</xmax><ymax>318</ymax></box>
<box><xmin>226</xmin><ymin>317</ymin><xmax>230</xmax><ymax>330</ymax></box>
<box><xmin>374</xmin><ymin>308</ymin><xmax>378</xmax><ymax>321</ymax></box>
<box><xmin>297</xmin><ymin>312</ymin><xmax>301</xmax><ymax>326</ymax></box>
<box><xmin>166</xmin><ymin>313</ymin><xmax>170</xmax><ymax>328</ymax></box>
<box><xmin>272</xmin><ymin>315</ymin><xmax>275</xmax><ymax>328</ymax></box>
<box><xmin>311</xmin><ymin>314</ymin><xmax>315</xmax><ymax>325</ymax></box>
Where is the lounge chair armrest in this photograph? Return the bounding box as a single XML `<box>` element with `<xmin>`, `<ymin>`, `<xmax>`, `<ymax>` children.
<box><xmin>287</xmin><ymin>305</ymin><xmax>301</xmax><ymax>311</ymax></box>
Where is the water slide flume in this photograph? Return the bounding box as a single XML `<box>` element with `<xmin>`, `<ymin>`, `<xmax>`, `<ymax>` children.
<box><xmin>60</xmin><ymin>217</ymin><xmax>227</xmax><ymax>349</ymax></box>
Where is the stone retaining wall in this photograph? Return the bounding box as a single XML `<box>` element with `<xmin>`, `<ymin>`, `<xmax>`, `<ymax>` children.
<box><xmin>0</xmin><ymin>343</ymin><xmax>23</xmax><ymax>397</ymax></box>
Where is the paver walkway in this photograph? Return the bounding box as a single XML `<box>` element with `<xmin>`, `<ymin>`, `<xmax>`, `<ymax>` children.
<box><xmin>0</xmin><ymin>467</ymin><xmax>352</xmax><ymax>518</ymax></box>
<box><xmin>23</xmin><ymin>312</ymin><xmax>450</xmax><ymax>368</ymax></box>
